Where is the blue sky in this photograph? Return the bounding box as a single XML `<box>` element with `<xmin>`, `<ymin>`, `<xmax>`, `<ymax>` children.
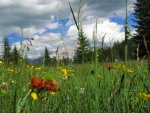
<box><xmin>0</xmin><ymin>0</ymin><xmax>137</xmax><ymax>59</ymax></box>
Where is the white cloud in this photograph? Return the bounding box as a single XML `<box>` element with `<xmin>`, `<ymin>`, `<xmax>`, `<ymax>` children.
<box><xmin>0</xmin><ymin>0</ymin><xmax>137</xmax><ymax>59</ymax></box>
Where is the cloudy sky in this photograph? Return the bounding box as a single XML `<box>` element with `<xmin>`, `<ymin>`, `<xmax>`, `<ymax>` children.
<box><xmin>0</xmin><ymin>0</ymin><xmax>137</xmax><ymax>59</ymax></box>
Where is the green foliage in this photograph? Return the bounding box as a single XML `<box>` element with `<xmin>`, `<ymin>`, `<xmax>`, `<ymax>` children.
<box><xmin>2</xmin><ymin>38</ymin><xmax>11</xmax><ymax>63</ymax></box>
<box><xmin>11</xmin><ymin>45</ymin><xmax>22</xmax><ymax>64</ymax></box>
<box><xmin>44</xmin><ymin>47</ymin><xmax>51</xmax><ymax>66</ymax></box>
<box><xmin>75</xmin><ymin>27</ymin><xmax>90</xmax><ymax>63</ymax></box>
<box><xmin>133</xmin><ymin>0</ymin><xmax>150</xmax><ymax>57</ymax></box>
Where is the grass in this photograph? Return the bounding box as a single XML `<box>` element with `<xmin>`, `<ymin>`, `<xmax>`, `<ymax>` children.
<box><xmin>0</xmin><ymin>60</ymin><xmax>150</xmax><ymax>113</ymax></box>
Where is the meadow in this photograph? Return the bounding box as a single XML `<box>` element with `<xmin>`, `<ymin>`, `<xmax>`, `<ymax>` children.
<box><xmin>0</xmin><ymin>59</ymin><xmax>150</xmax><ymax>113</ymax></box>
<box><xmin>1</xmin><ymin>0</ymin><xmax>150</xmax><ymax>113</ymax></box>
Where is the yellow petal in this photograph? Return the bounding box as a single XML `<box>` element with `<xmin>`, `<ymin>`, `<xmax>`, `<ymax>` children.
<box><xmin>31</xmin><ymin>92</ymin><xmax>38</xmax><ymax>101</ymax></box>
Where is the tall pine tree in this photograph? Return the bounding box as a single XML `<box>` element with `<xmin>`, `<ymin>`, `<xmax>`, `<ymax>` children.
<box><xmin>44</xmin><ymin>47</ymin><xmax>51</xmax><ymax>66</ymax></box>
<box><xmin>133</xmin><ymin>0</ymin><xmax>150</xmax><ymax>57</ymax></box>
<box><xmin>11</xmin><ymin>45</ymin><xmax>21</xmax><ymax>64</ymax></box>
<box><xmin>2</xmin><ymin>38</ymin><xmax>11</xmax><ymax>63</ymax></box>
<box><xmin>75</xmin><ymin>27</ymin><xmax>90</xmax><ymax>63</ymax></box>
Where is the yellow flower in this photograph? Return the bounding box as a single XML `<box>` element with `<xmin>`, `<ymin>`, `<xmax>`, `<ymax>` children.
<box><xmin>26</xmin><ymin>65</ymin><xmax>34</xmax><ymax>69</ymax></box>
<box><xmin>35</xmin><ymin>67</ymin><xmax>41</xmax><ymax>71</ymax></box>
<box><xmin>7</xmin><ymin>69</ymin><xmax>14</xmax><ymax>74</ymax></box>
<box><xmin>11</xmin><ymin>80</ymin><xmax>15</xmax><ymax>83</ymax></box>
<box><xmin>51</xmin><ymin>92</ymin><xmax>56</xmax><ymax>96</ymax></box>
<box><xmin>121</xmin><ymin>65</ymin><xmax>126</xmax><ymax>70</ymax></box>
<box><xmin>140</xmin><ymin>93</ymin><xmax>150</xmax><ymax>100</ymax></box>
<box><xmin>56</xmin><ymin>67</ymin><xmax>62</xmax><ymax>71</ymax></box>
<box><xmin>113</xmin><ymin>63</ymin><xmax>121</xmax><ymax>69</ymax></box>
<box><xmin>0</xmin><ymin>61</ymin><xmax>4</xmax><ymax>65</ymax></box>
<box><xmin>31</xmin><ymin>92</ymin><xmax>38</xmax><ymax>101</ymax></box>
<box><xmin>98</xmin><ymin>75</ymin><xmax>102</xmax><ymax>79</ymax></box>
<box><xmin>60</xmin><ymin>69</ymin><xmax>67</xmax><ymax>76</ymax></box>
<box><xmin>126</xmin><ymin>69</ymin><xmax>133</xmax><ymax>73</ymax></box>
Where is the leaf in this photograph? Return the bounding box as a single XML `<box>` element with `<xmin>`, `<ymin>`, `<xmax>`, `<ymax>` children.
<box><xmin>44</xmin><ymin>74</ymin><xmax>54</xmax><ymax>81</ymax></box>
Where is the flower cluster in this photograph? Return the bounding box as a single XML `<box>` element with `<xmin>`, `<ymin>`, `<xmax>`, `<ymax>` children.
<box><xmin>30</xmin><ymin>76</ymin><xmax>59</xmax><ymax>93</ymax></box>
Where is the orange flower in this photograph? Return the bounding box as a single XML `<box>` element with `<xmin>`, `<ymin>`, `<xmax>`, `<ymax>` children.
<box><xmin>106</xmin><ymin>65</ymin><xmax>113</xmax><ymax>71</ymax></box>
<box><xmin>30</xmin><ymin>76</ymin><xmax>47</xmax><ymax>90</ymax></box>
<box><xmin>46</xmin><ymin>80</ymin><xmax>59</xmax><ymax>93</ymax></box>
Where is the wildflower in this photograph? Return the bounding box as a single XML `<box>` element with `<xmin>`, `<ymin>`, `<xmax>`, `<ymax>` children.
<box><xmin>79</xmin><ymin>88</ymin><xmax>85</xmax><ymax>94</ymax></box>
<box><xmin>47</xmin><ymin>80</ymin><xmax>59</xmax><ymax>93</ymax></box>
<box><xmin>113</xmin><ymin>63</ymin><xmax>121</xmax><ymax>69</ymax></box>
<box><xmin>126</xmin><ymin>69</ymin><xmax>133</xmax><ymax>73</ymax></box>
<box><xmin>46</xmin><ymin>81</ymin><xmax>56</xmax><ymax>92</ymax></box>
<box><xmin>11</xmin><ymin>80</ymin><xmax>15</xmax><ymax>83</ymax></box>
<box><xmin>56</xmin><ymin>67</ymin><xmax>62</xmax><ymax>71</ymax></box>
<box><xmin>31</xmin><ymin>92</ymin><xmax>38</xmax><ymax>101</ymax></box>
<box><xmin>35</xmin><ymin>67</ymin><xmax>41</xmax><ymax>71</ymax></box>
<box><xmin>60</xmin><ymin>69</ymin><xmax>67</xmax><ymax>75</ymax></box>
<box><xmin>30</xmin><ymin>76</ymin><xmax>47</xmax><ymax>90</ymax></box>
<box><xmin>26</xmin><ymin>65</ymin><xmax>34</xmax><ymax>69</ymax></box>
<box><xmin>7</xmin><ymin>69</ymin><xmax>14</xmax><ymax>74</ymax></box>
<box><xmin>51</xmin><ymin>92</ymin><xmax>56</xmax><ymax>95</ymax></box>
<box><xmin>0</xmin><ymin>61</ymin><xmax>4</xmax><ymax>65</ymax></box>
<box><xmin>60</xmin><ymin>68</ymin><xmax>71</xmax><ymax>77</ymax></box>
<box><xmin>106</xmin><ymin>65</ymin><xmax>113</xmax><ymax>71</ymax></box>
<box><xmin>98</xmin><ymin>75</ymin><xmax>102</xmax><ymax>79</ymax></box>
<box><xmin>140</xmin><ymin>93</ymin><xmax>150</xmax><ymax>100</ymax></box>
<box><xmin>1</xmin><ymin>82</ymin><xmax>8</xmax><ymax>89</ymax></box>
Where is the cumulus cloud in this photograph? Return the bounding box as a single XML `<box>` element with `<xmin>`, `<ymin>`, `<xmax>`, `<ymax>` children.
<box><xmin>0</xmin><ymin>0</ymin><xmax>137</xmax><ymax>59</ymax></box>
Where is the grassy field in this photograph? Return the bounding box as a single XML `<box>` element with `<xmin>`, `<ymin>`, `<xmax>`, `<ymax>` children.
<box><xmin>0</xmin><ymin>60</ymin><xmax>150</xmax><ymax>113</ymax></box>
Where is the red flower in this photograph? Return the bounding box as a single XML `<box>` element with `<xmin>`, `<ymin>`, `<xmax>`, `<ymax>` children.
<box><xmin>31</xmin><ymin>76</ymin><xmax>47</xmax><ymax>90</ymax></box>
<box><xmin>46</xmin><ymin>81</ymin><xmax>57</xmax><ymax>92</ymax></box>
<box><xmin>106</xmin><ymin>65</ymin><xmax>113</xmax><ymax>71</ymax></box>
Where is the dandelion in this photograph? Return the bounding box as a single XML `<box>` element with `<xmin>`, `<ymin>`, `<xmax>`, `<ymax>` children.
<box><xmin>139</xmin><ymin>93</ymin><xmax>150</xmax><ymax>100</ymax></box>
<box><xmin>31</xmin><ymin>92</ymin><xmax>38</xmax><ymax>101</ymax></box>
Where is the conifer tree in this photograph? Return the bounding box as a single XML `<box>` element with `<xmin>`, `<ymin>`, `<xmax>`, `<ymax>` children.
<box><xmin>2</xmin><ymin>38</ymin><xmax>11</xmax><ymax>63</ymax></box>
<box><xmin>12</xmin><ymin>45</ymin><xmax>21</xmax><ymax>64</ymax></box>
<box><xmin>44</xmin><ymin>47</ymin><xmax>51</xmax><ymax>66</ymax></box>
<box><xmin>75</xmin><ymin>27</ymin><xmax>90</xmax><ymax>63</ymax></box>
<box><xmin>133</xmin><ymin>0</ymin><xmax>150</xmax><ymax>57</ymax></box>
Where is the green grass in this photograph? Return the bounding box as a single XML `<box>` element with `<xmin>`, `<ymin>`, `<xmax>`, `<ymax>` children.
<box><xmin>0</xmin><ymin>60</ymin><xmax>150</xmax><ymax>113</ymax></box>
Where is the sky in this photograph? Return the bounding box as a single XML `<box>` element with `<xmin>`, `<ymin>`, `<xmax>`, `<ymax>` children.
<box><xmin>0</xmin><ymin>0</ymin><xmax>137</xmax><ymax>59</ymax></box>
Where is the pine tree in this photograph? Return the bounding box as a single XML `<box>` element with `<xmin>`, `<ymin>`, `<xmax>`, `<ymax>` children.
<box><xmin>44</xmin><ymin>47</ymin><xmax>51</xmax><ymax>66</ymax></box>
<box><xmin>11</xmin><ymin>45</ymin><xmax>21</xmax><ymax>64</ymax></box>
<box><xmin>75</xmin><ymin>27</ymin><xmax>90</xmax><ymax>63</ymax></box>
<box><xmin>133</xmin><ymin>0</ymin><xmax>150</xmax><ymax>57</ymax></box>
<box><xmin>2</xmin><ymin>38</ymin><xmax>11</xmax><ymax>63</ymax></box>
